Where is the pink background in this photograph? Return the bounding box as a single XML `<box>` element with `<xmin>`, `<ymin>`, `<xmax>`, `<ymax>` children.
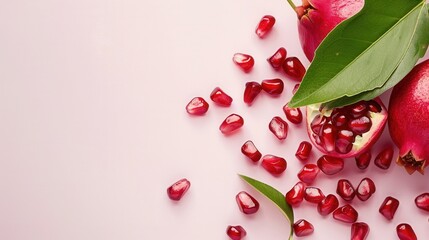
<box><xmin>1</xmin><ymin>0</ymin><xmax>429</xmax><ymax>239</ymax></box>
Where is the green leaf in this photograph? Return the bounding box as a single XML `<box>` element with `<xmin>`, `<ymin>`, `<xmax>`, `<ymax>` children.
<box><xmin>239</xmin><ymin>174</ymin><xmax>294</xmax><ymax>240</ymax></box>
<box><xmin>289</xmin><ymin>0</ymin><xmax>429</xmax><ymax>108</ymax></box>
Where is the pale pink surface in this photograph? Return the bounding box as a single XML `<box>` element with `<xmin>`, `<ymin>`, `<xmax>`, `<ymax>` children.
<box><xmin>0</xmin><ymin>0</ymin><xmax>429</xmax><ymax>240</ymax></box>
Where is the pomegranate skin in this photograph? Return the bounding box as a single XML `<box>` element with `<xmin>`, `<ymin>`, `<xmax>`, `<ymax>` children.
<box><xmin>389</xmin><ymin>59</ymin><xmax>429</xmax><ymax>174</ymax></box>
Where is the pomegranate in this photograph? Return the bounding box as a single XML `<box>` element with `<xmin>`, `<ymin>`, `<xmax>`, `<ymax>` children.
<box><xmin>269</xmin><ymin>116</ymin><xmax>289</xmax><ymax>140</ymax></box>
<box><xmin>283</xmin><ymin>103</ymin><xmax>303</xmax><ymax>124</ymax></box>
<box><xmin>337</xmin><ymin>179</ymin><xmax>355</xmax><ymax>202</ymax></box>
<box><xmin>285</xmin><ymin>182</ymin><xmax>306</xmax><ymax>206</ymax></box>
<box><xmin>356</xmin><ymin>178</ymin><xmax>376</xmax><ymax>201</ymax></box>
<box><xmin>379</xmin><ymin>196</ymin><xmax>399</xmax><ymax>220</ymax></box>
<box><xmin>295</xmin><ymin>141</ymin><xmax>312</xmax><ymax>161</ymax></box>
<box><xmin>236</xmin><ymin>191</ymin><xmax>259</xmax><ymax>214</ymax></box>
<box><xmin>293</xmin><ymin>219</ymin><xmax>314</xmax><ymax>237</ymax></box>
<box><xmin>389</xmin><ymin>59</ymin><xmax>429</xmax><ymax>174</ymax></box>
<box><xmin>282</xmin><ymin>57</ymin><xmax>306</xmax><ymax>81</ymax></box>
<box><xmin>261</xmin><ymin>78</ymin><xmax>284</xmax><ymax>95</ymax></box>
<box><xmin>186</xmin><ymin>97</ymin><xmax>209</xmax><ymax>115</ymax></box>
<box><xmin>267</xmin><ymin>47</ymin><xmax>287</xmax><ymax>69</ymax></box>
<box><xmin>333</xmin><ymin>204</ymin><xmax>358</xmax><ymax>223</ymax></box>
<box><xmin>317</xmin><ymin>155</ymin><xmax>344</xmax><ymax>175</ymax></box>
<box><xmin>220</xmin><ymin>114</ymin><xmax>244</xmax><ymax>134</ymax></box>
<box><xmin>351</xmin><ymin>222</ymin><xmax>369</xmax><ymax>240</ymax></box>
<box><xmin>396</xmin><ymin>223</ymin><xmax>417</xmax><ymax>240</ymax></box>
<box><xmin>297</xmin><ymin>164</ymin><xmax>320</xmax><ymax>184</ymax></box>
<box><xmin>415</xmin><ymin>193</ymin><xmax>429</xmax><ymax>212</ymax></box>
<box><xmin>244</xmin><ymin>81</ymin><xmax>262</xmax><ymax>105</ymax></box>
<box><xmin>167</xmin><ymin>178</ymin><xmax>191</xmax><ymax>201</ymax></box>
<box><xmin>304</xmin><ymin>186</ymin><xmax>325</xmax><ymax>203</ymax></box>
<box><xmin>233</xmin><ymin>53</ymin><xmax>254</xmax><ymax>72</ymax></box>
<box><xmin>255</xmin><ymin>15</ymin><xmax>275</xmax><ymax>38</ymax></box>
<box><xmin>241</xmin><ymin>140</ymin><xmax>262</xmax><ymax>162</ymax></box>
<box><xmin>210</xmin><ymin>87</ymin><xmax>233</xmax><ymax>107</ymax></box>
<box><xmin>261</xmin><ymin>155</ymin><xmax>287</xmax><ymax>175</ymax></box>
<box><xmin>226</xmin><ymin>225</ymin><xmax>247</xmax><ymax>240</ymax></box>
<box><xmin>317</xmin><ymin>194</ymin><xmax>339</xmax><ymax>216</ymax></box>
<box><xmin>306</xmin><ymin>98</ymin><xmax>387</xmax><ymax>158</ymax></box>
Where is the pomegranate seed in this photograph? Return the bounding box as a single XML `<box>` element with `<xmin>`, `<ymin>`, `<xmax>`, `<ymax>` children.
<box><xmin>293</xmin><ymin>219</ymin><xmax>314</xmax><ymax>237</ymax></box>
<box><xmin>186</xmin><ymin>97</ymin><xmax>209</xmax><ymax>115</ymax></box>
<box><xmin>269</xmin><ymin>116</ymin><xmax>288</xmax><ymax>140</ymax></box>
<box><xmin>292</xmin><ymin>83</ymin><xmax>300</xmax><ymax>94</ymax></box>
<box><xmin>331</xmin><ymin>112</ymin><xmax>348</xmax><ymax>128</ymax></box>
<box><xmin>350</xmin><ymin>101</ymin><xmax>368</xmax><ymax>118</ymax></box>
<box><xmin>236</xmin><ymin>191</ymin><xmax>259</xmax><ymax>214</ymax></box>
<box><xmin>356</xmin><ymin>178</ymin><xmax>376</xmax><ymax>201</ymax></box>
<box><xmin>295</xmin><ymin>141</ymin><xmax>312</xmax><ymax>161</ymax></box>
<box><xmin>355</xmin><ymin>151</ymin><xmax>372</xmax><ymax>170</ymax></box>
<box><xmin>351</xmin><ymin>222</ymin><xmax>370</xmax><ymax>240</ymax></box>
<box><xmin>374</xmin><ymin>146</ymin><xmax>394</xmax><ymax>170</ymax></box>
<box><xmin>317</xmin><ymin>194</ymin><xmax>339</xmax><ymax>216</ymax></box>
<box><xmin>304</xmin><ymin>187</ymin><xmax>325</xmax><ymax>204</ymax></box>
<box><xmin>310</xmin><ymin>114</ymin><xmax>327</xmax><ymax>134</ymax></box>
<box><xmin>297</xmin><ymin>164</ymin><xmax>320</xmax><ymax>184</ymax></box>
<box><xmin>241</xmin><ymin>140</ymin><xmax>262</xmax><ymax>162</ymax></box>
<box><xmin>367</xmin><ymin>100</ymin><xmax>382</xmax><ymax>113</ymax></box>
<box><xmin>283</xmin><ymin>104</ymin><xmax>303</xmax><ymax>124</ymax></box>
<box><xmin>261</xmin><ymin>78</ymin><xmax>284</xmax><ymax>95</ymax></box>
<box><xmin>233</xmin><ymin>53</ymin><xmax>254</xmax><ymax>72</ymax></box>
<box><xmin>348</xmin><ymin>116</ymin><xmax>372</xmax><ymax>135</ymax></box>
<box><xmin>220</xmin><ymin>114</ymin><xmax>244</xmax><ymax>134</ymax></box>
<box><xmin>337</xmin><ymin>179</ymin><xmax>356</xmax><ymax>201</ymax></box>
<box><xmin>167</xmin><ymin>178</ymin><xmax>191</xmax><ymax>201</ymax></box>
<box><xmin>226</xmin><ymin>225</ymin><xmax>247</xmax><ymax>240</ymax></box>
<box><xmin>255</xmin><ymin>15</ymin><xmax>275</xmax><ymax>38</ymax></box>
<box><xmin>379</xmin><ymin>196</ymin><xmax>399</xmax><ymax>220</ymax></box>
<box><xmin>335</xmin><ymin>129</ymin><xmax>355</xmax><ymax>154</ymax></box>
<box><xmin>261</xmin><ymin>155</ymin><xmax>287</xmax><ymax>175</ymax></box>
<box><xmin>321</xmin><ymin>123</ymin><xmax>336</xmax><ymax>152</ymax></box>
<box><xmin>333</xmin><ymin>204</ymin><xmax>358</xmax><ymax>223</ymax></box>
<box><xmin>210</xmin><ymin>87</ymin><xmax>233</xmax><ymax>106</ymax></box>
<box><xmin>267</xmin><ymin>47</ymin><xmax>287</xmax><ymax>69</ymax></box>
<box><xmin>243</xmin><ymin>81</ymin><xmax>262</xmax><ymax>105</ymax></box>
<box><xmin>285</xmin><ymin>182</ymin><xmax>306</xmax><ymax>206</ymax></box>
<box><xmin>415</xmin><ymin>193</ymin><xmax>429</xmax><ymax>211</ymax></box>
<box><xmin>396</xmin><ymin>223</ymin><xmax>417</xmax><ymax>240</ymax></box>
<box><xmin>317</xmin><ymin>155</ymin><xmax>344</xmax><ymax>175</ymax></box>
<box><xmin>282</xmin><ymin>57</ymin><xmax>306</xmax><ymax>81</ymax></box>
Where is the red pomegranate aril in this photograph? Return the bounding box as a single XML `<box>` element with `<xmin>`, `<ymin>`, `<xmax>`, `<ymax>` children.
<box><xmin>241</xmin><ymin>140</ymin><xmax>262</xmax><ymax>162</ymax></box>
<box><xmin>396</xmin><ymin>223</ymin><xmax>417</xmax><ymax>240</ymax></box>
<box><xmin>210</xmin><ymin>87</ymin><xmax>233</xmax><ymax>106</ymax></box>
<box><xmin>298</xmin><ymin>164</ymin><xmax>320</xmax><ymax>184</ymax></box>
<box><xmin>262</xmin><ymin>78</ymin><xmax>284</xmax><ymax>95</ymax></box>
<box><xmin>351</xmin><ymin>222</ymin><xmax>370</xmax><ymax>240</ymax></box>
<box><xmin>333</xmin><ymin>204</ymin><xmax>358</xmax><ymax>223</ymax></box>
<box><xmin>415</xmin><ymin>193</ymin><xmax>429</xmax><ymax>211</ymax></box>
<box><xmin>356</xmin><ymin>178</ymin><xmax>376</xmax><ymax>201</ymax></box>
<box><xmin>269</xmin><ymin>116</ymin><xmax>288</xmax><ymax>140</ymax></box>
<box><xmin>337</xmin><ymin>179</ymin><xmax>356</xmax><ymax>201</ymax></box>
<box><xmin>283</xmin><ymin>104</ymin><xmax>303</xmax><ymax>124</ymax></box>
<box><xmin>167</xmin><ymin>178</ymin><xmax>191</xmax><ymax>201</ymax></box>
<box><xmin>236</xmin><ymin>191</ymin><xmax>259</xmax><ymax>214</ymax></box>
<box><xmin>255</xmin><ymin>15</ymin><xmax>275</xmax><ymax>38</ymax></box>
<box><xmin>220</xmin><ymin>114</ymin><xmax>244</xmax><ymax>134</ymax></box>
<box><xmin>379</xmin><ymin>196</ymin><xmax>399</xmax><ymax>220</ymax></box>
<box><xmin>348</xmin><ymin>116</ymin><xmax>372</xmax><ymax>135</ymax></box>
<box><xmin>305</xmin><ymin>187</ymin><xmax>325</xmax><ymax>204</ymax></box>
<box><xmin>355</xmin><ymin>151</ymin><xmax>372</xmax><ymax>170</ymax></box>
<box><xmin>233</xmin><ymin>53</ymin><xmax>254</xmax><ymax>72</ymax></box>
<box><xmin>243</xmin><ymin>81</ymin><xmax>262</xmax><ymax>105</ymax></box>
<box><xmin>335</xmin><ymin>129</ymin><xmax>355</xmax><ymax>154</ymax></box>
<box><xmin>261</xmin><ymin>155</ymin><xmax>287</xmax><ymax>175</ymax></box>
<box><xmin>295</xmin><ymin>141</ymin><xmax>312</xmax><ymax>161</ymax></box>
<box><xmin>226</xmin><ymin>225</ymin><xmax>247</xmax><ymax>240</ymax></box>
<box><xmin>374</xmin><ymin>146</ymin><xmax>394</xmax><ymax>170</ymax></box>
<box><xmin>268</xmin><ymin>47</ymin><xmax>287</xmax><ymax>69</ymax></box>
<box><xmin>332</xmin><ymin>113</ymin><xmax>348</xmax><ymax>128</ymax></box>
<box><xmin>317</xmin><ymin>155</ymin><xmax>344</xmax><ymax>175</ymax></box>
<box><xmin>310</xmin><ymin>114</ymin><xmax>327</xmax><ymax>134</ymax></box>
<box><xmin>317</xmin><ymin>194</ymin><xmax>339</xmax><ymax>216</ymax></box>
<box><xmin>282</xmin><ymin>57</ymin><xmax>306</xmax><ymax>81</ymax></box>
<box><xmin>285</xmin><ymin>182</ymin><xmax>306</xmax><ymax>206</ymax></box>
<box><xmin>292</xmin><ymin>83</ymin><xmax>300</xmax><ymax>94</ymax></box>
<box><xmin>321</xmin><ymin>123</ymin><xmax>336</xmax><ymax>152</ymax></box>
<box><xmin>351</xmin><ymin>101</ymin><xmax>368</xmax><ymax>118</ymax></box>
<box><xmin>186</xmin><ymin>97</ymin><xmax>209</xmax><ymax>115</ymax></box>
<box><xmin>293</xmin><ymin>219</ymin><xmax>314</xmax><ymax>237</ymax></box>
<box><xmin>367</xmin><ymin>100</ymin><xmax>382</xmax><ymax>113</ymax></box>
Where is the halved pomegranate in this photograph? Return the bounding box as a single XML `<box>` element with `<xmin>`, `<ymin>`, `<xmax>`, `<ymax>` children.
<box><xmin>306</xmin><ymin>98</ymin><xmax>387</xmax><ymax>158</ymax></box>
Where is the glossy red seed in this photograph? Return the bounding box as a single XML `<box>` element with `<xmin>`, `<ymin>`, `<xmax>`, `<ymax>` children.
<box><xmin>321</xmin><ymin>123</ymin><xmax>336</xmax><ymax>152</ymax></box>
<box><xmin>285</xmin><ymin>182</ymin><xmax>306</xmax><ymax>206</ymax></box>
<box><xmin>356</xmin><ymin>178</ymin><xmax>376</xmax><ymax>201</ymax></box>
<box><xmin>351</xmin><ymin>222</ymin><xmax>370</xmax><ymax>240</ymax></box>
<box><xmin>261</xmin><ymin>155</ymin><xmax>287</xmax><ymax>175</ymax></box>
<box><xmin>317</xmin><ymin>155</ymin><xmax>344</xmax><ymax>175</ymax></box>
<box><xmin>295</xmin><ymin>141</ymin><xmax>312</xmax><ymax>161</ymax></box>
<box><xmin>348</xmin><ymin>116</ymin><xmax>372</xmax><ymax>135</ymax></box>
<box><xmin>210</xmin><ymin>87</ymin><xmax>233</xmax><ymax>106</ymax></box>
<box><xmin>331</xmin><ymin>113</ymin><xmax>348</xmax><ymax>128</ymax></box>
<box><xmin>310</xmin><ymin>114</ymin><xmax>327</xmax><ymax>134</ymax></box>
<box><xmin>293</xmin><ymin>219</ymin><xmax>314</xmax><ymax>237</ymax></box>
<box><xmin>167</xmin><ymin>178</ymin><xmax>191</xmax><ymax>201</ymax></box>
<box><xmin>220</xmin><ymin>114</ymin><xmax>244</xmax><ymax>134</ymax></box>
<box><xmin>367</xmin><ymin>100</ymin><xmax>382</xmax><ymax>113</ymax></box>
<box><xmin>379</xmin><ymin>196</ymin><xmax>399</xmax><ymax>220</ymax></box>
<box><xmin>350</xmin><ymin>101</ymin><xmax>368</xmax><ymax>118</ymax></box>
<box><xmin>335</xmin><ymin>129</ymin><xmax>355</xmax><ymax>154</ymax></box>
<box><xmin>415</xmin><ymin>193</ymin><xmax>429</xmax><ymax>211</ymax></box>
<box><xmin>233</xmin><ymin>53</ymin><xmax>254</xmax><ymax>72</ymax></box>
<box><xmin>396</xmin><ymin>223</ymin><xmax>417</xmax><ymax>240</ymax></box>
<box><xmin>355</xmin><ymin>151</ymin><xmax>372</xmax><ymax>170</ymax></box>
<box><xmin>243</xmin><ymin>81</ymin><xmax>262</xmax><ymax>105</ymax></box>
<box><xmin>297</xmin><ymin>164</ymin><xmax>320</xmax><ymax>184</ymax></box>
<box><xmin>267</xmin><ymin>47</ymin><xmax>287</xmax><ymax>69</ymax></box>
<box><xmin>255</xmin><ymin>15</ymin><xmax>275</xmax><ymax>38</ymax></box>
<box><xmin>333</xmin><ymin>204</ymin><xmax>358</xmax><ymax>223</ymax></box>
<box><xmin>317</xmin><ymin>194</ymin><xmax>339</xmax><ymax>216</ymax></box>
<box><xmin>374</xmin><ymin>146</ymin><xmax>394</xmax><ymax>170</ymax></box>
<box><xmin>304</xmin><ymin>187</ymin><xmax>325</xmax><ymax>204</ymax></box>
<box><xmin>282</xmin><ymin>57</ymin><xmax>306</xmax><ymax>81</ymax></box>
<box><xmin>292</xmin><ymin>83</ymin><xmax>300</xmax><ymax>94</ymax></box>
<box><xmin>261</xmin><ymin>78</ymin><xmax>284</xmax><ymax>95</ymax></box>
<box><xmin>186</xmin><ymin>97</ymin><xmax>209</xmax><ymax>115</ymax></box>
<box><xmin>283</xmin><ymin>104</ymin><xmax>303</xmax><ymax>124</ymax></box>
<box><xmin>337</xmin><ymin>179</ymin><xmax>356</xmax><ymax>201</ymax></box>
<box><xmin>236</xmin><ymin>191</ymin><xmax>259</xmax><ymax>214</ymax></box>
<box><xmin>241</xmin><ymin>140</ymin><xmax>262</xmax><ymax>162</ymax></box>
<box><xmin>226</xmin><ymin>225</ymin><xmax>247</xmax><ymax>240</ymax></box>
<box><xmin>269</xmin><ymin>116</ymin><xmax>288</xmax><ymax>140</ymax></box>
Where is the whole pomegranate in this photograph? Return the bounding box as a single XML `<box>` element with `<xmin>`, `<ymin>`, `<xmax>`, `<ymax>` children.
<box><xmin>389</xmin><ymin>59</ymin><xmax>429</xmax><ymax>174</ymax></box>
<box><xmin>290</xmin><ymin>0</ymin><xmax>364</xmax><ymax>61</ymax></box>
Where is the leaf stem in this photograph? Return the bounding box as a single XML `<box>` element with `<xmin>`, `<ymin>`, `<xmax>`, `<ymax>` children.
<box><xmin>286</xmin><ymin>0</ymin><xmax>297</xmax><ymax>10</ymax></box>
